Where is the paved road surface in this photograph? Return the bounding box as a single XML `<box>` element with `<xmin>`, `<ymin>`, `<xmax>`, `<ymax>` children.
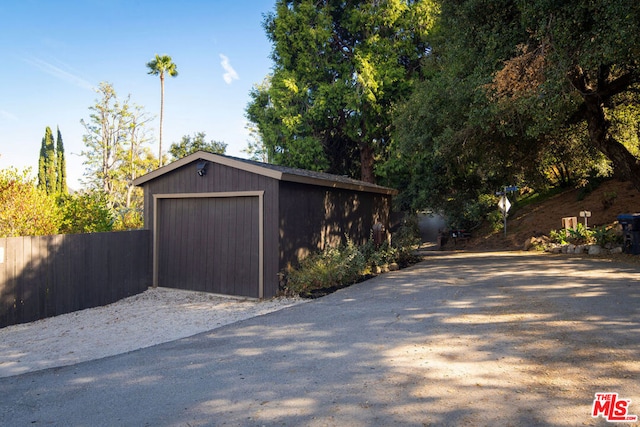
<box><xmin>1</xmin><ymin>252</ymin><xmax>639</xmax><ymax>426</ymax></box>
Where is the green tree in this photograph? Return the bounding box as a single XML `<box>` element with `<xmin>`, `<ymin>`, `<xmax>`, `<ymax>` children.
<box><xmin>81</xmin><ymin>82</ymin><xmax>128</xmax><ymax>196</ymax></box>
<box><xmin>0</xmin><ymin>168</ymin><xmax>60</xmax><ymax>237</ymax></box>
<box><xmin>57</xmin><ymin>191</ymin><xmax>113</xmax><ymax>234</ymax></box>
<box><xmin>55</xmin><ymin>127</ymin><xmax>68</xmax><ymax>194</ymax></box>
<box><xmin>496</xmin><ymin>0</ymin><xmax>640</xmax><ymax>191</ymax></box>
<box><xmin>37</xmin><ymin>126</ymin><xmax>57</xmax><ymax>195</ymax></box>
<box><xmin>81</xmin><ymin>82</ymin><xmax>156</xmax><ymax>229</ymax></box>
<box><xmin>248</xmin><ymin>0</ymin><xmax>437</xmax><ymax>182</ymax></box>
<box><xmin>168</xmin><ymin>132</ymin><xmax>227</xmax><ymax>160</ymax></box>
<box><xmin>118</xmin><ymin>103</ymin><xmax>154</xmax><ymax>212</ymax></box>
<box><xmin>390</xmin><ymin>0</ymin><xmax>524</xmax><ymax>224</ymax></box>
<box><xmin>242</xmin><ymin>122</ymin><xmax>269</xmax><ymax>163</ymax></box>
<box><xmin>146</xmin><ymin>54</ymin><xmax>178</xmax><ymax>167</ymax></box>
<box><xmin>392</xmin><ymin>0</ymin><xmax>640</xmax><ymax>227</ymax></box>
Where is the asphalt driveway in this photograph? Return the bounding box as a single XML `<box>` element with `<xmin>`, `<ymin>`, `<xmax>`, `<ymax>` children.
<box><xmin>1</xmin><ymin>252</ymin><xmax>639</xmax><ymax>426</ymax></box>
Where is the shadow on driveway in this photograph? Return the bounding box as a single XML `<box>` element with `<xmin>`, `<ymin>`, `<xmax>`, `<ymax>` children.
<box><xmin>1</xmin><ymin>252</ymin><xmax>638</xmax><ymax>426</ymax></box>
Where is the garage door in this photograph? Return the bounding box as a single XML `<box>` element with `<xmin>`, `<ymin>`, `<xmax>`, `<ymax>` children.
<box><xmin>154</xmin><ymin>192</ymin><xmax>263</xmax><ymax>298</ymax></box>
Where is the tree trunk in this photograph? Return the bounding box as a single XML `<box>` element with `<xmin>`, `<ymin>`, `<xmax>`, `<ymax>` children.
<box><xmin>570</xmin><ymin>69</ymin><xmax>640</xmax><ymax>192</ymax></box>
<box><xmin>126</xmin><ymin>184</ymin><xmax>133</xmax><ymax>209</ymax></box>
<box><xmin>159</xmin><ymin>73</ymin><xmax>165</xmax><ymax>167</ymax></box>
<box><xmin>582</xmin><ymin>94</ymin><xmax>640</xmax><ymax>192</ymax></box>
<box><xmin>359</xmin><ymin>142</ymin><xmax>375</xmax><ymax>183</ymax></box>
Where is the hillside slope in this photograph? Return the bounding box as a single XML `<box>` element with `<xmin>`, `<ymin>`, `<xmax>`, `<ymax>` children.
<box><xmin>466</xmin><ymin>179</ymin><xmax>640</xmax><ymax>251</ymax></box>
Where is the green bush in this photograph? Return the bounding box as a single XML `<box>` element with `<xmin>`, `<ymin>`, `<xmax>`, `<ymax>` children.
<box><xmin>0</xmin><ymin>167</ymin><xmax>61</xmax><ymax>237</ymax></box>
<box><xmin>549</xmin><ymin>223</ymin><xmax>621</xmax><ymax>247</ymax></box>
<box><xmin>567</xmin><ymin>223</ymin><xmax>591</xmax><ymax>244</ymax></box>
<box><xmin>486</xmin><ymin>210</ymin><xmax>504</xmax><ymax>232</ymax></box>
<box><xmin>549</xmin><ymin>229</ymin><xmax>568</xmax><ymax>245</ymax></box>
<box><xmin>284</xmin><ymin>238</ymin><xmax>366</xmax><ymax>297</ymax></box>
<box><xmin>360</xmin><ymin>232</ymin><xmax>399</xmax><ymax>272</ymax></box>
<box><xmin>591</xmin><ymin>225</ymin><xmax>622</xmax><ymax>246</ymax></box>
<box><xmin>391</xmin><ymin>215</ymin><xmax>422</xmax><ymax>266</ymax></box>
<box><xmin>282</xmin><ymin>227</ymin><xmax>421</xmax><ymax>297</ymax></box>
<box><xmin>58</xmin><ymin>191</ymin><xmax>114</xmax><ymax>234</ymax></box>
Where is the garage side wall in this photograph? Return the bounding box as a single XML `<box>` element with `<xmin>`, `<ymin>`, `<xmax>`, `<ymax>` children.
<box><xmin>278</xmin><ymin>181</ymin><xmax>391</xmax><ymax>271</ymax></box>
<box><xmin>140</xmin><ymin>160</ymin><xmax>280</xmax><ymax>298</ymax></box>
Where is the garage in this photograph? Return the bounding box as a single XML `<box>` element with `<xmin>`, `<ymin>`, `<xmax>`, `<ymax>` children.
<box><xmin>155</xmin><ymin>193</ymin><xmax>262</xmax><ymax>298</ymax></box>
<box><xmin>134</xmin><ymin>151</ymin><xmax>396</xmax><ymax>299</ymax></box>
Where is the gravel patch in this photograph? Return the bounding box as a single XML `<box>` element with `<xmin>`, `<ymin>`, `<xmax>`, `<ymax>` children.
<box><xmin>0</xmin><ymin>287</ymin><xmax>306</xmax><ymax>378</ymax></box>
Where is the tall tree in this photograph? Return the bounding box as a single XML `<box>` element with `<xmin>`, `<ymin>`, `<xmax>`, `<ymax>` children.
<box><xmin>168</xmin><ymin>132</ymin><xmax>227</xmax><ymax>160</ymax></box>
<box><xmin>37</xmin><ymin>126</ymin><xmax>57</xmax><ymax>195</ymax></box>
<box><xmin>248</xmin><ymin>0</ymin><xmax>437</xmax><ymax>182</ymax></box>
<box><xmin>391</xmin><ymin>0</ymin><xmax>526</xmax><ymax>223</ymax></box>
<box><xmin>496</xmin><ymin>0</ymin><xmax>640</xmax><ymax>191</ymax></box>
<box><xmin>392</xmin><ymin>0</ymin><xmax>640</xmax><ymax>227</ymax></box>
<box><xmin>81</xmin><ymin>82</ymin><xmax>127</xmax><ymax>196</ymax></box>
<box><xmin>80</xmin><ymin>82</ymin><xmax>156</xmax><ymax>229</ymax></box>
<box><xmin>55</xmin><ymin>127</ymin><xmax>68</xmax><ymax>194</ymax></box>
<box><xmin>242</xmin><ymin>121</ymin><xmax>270</xmax><ymax>163</ymax></box>
<box><xmin>146</xmin><ymin>54</ymin><xmax>178</xmax><ymax>168</ymax></box>
<box><xmin>119</xmin><ymin>103</ymin><xmax>154</xmax><ymax>212</ymax></box>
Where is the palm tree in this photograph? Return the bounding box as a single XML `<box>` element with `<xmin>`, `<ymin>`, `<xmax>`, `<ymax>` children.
<box><xmin>146</xmin><ymin>54</ymin><xmax>178</xmax><ymax>167</ymax></box>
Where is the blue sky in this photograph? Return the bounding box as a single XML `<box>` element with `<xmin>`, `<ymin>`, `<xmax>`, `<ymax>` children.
<box><xmin>0</xmin><ymin>0</ymin><xmax>276</xmax><ymax>189</ymax></box>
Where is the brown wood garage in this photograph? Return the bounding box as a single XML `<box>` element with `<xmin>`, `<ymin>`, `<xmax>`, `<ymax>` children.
<box><xmin>155</xmin><ymin>193</ymin><xmax>262</xmax><ymax>297</ymax></box>
<box><xmin>134</xmin><ymin>151</ymin><xmax>396</xmax><ymax>299</ymax></box>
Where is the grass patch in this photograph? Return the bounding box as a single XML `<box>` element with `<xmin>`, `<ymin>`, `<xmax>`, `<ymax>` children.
<box><xmin>516</xmin><ymin>186</ymin><xmax>566</xmax><ymax>210</ymax></box>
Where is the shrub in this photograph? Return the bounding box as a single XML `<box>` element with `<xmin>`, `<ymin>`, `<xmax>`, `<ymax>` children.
<box><xmin>549</xmin><ymin>229</ymin><xmax>567</xmax><ymax>245</ymax></box>
<box><xmin>360</xmin><ymin>232</ymin><xmax>399</xmax><ymax>273</ymax></box>
<box><xmin>282</xmin><ymin>227</ymin><xmax>421</xmax><ymax>297</ymax></box>
<box><xmin>486</xmin><ymin>210</ymin><xmax>504</xmax><ymax>232</ymax></box>
<box><xmin>113</xmin><ymin>208</ymin><xmax>144</xmax><ymax>231</ymax></box>
<box><xmin>284</xmin><ymin>238</ymin><xmax>366</xmax><ymax>297</ymax></box>
<box><xmin>58</xmin><ymin>191</ymin><xmax>114</xmax><ymax>234</ymax></box>
<box><xmin>591</xmin><ymin>225</ymin><xmax>621</xmax><ymax>246</ymax></box>
<box><xmin>548</xmin><ymin>223</ymin><xmax>621</xmax><ymax>247</ymax></box>
<box><xmin>0</xmin><ymin>168</ymin><xmax>61</xmax><ymax>237</ymax></box>
<box><xmin>567</xmin><ymin>222</ymin><xmax>591</xmax><ymax>244</ymax></box>
<box><xmin>391</xmin><ymin>214</ymin><xmax>422</xmax><ymax>266</ymax></box>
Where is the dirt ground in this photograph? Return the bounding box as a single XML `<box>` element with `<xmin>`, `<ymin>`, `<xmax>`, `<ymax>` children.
<box><xmin>458</xmin><ymin>179</ymin><xmax>640</xmax><ymax>253</ymax></box>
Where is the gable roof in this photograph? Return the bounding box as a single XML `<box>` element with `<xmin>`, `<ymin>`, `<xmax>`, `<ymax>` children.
<box><xmin>133</xmin><ymin>151</ymin><xmax>398</xmax><ymax>195</ymax></box>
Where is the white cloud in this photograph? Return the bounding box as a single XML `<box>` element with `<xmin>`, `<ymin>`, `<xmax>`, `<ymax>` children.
<box><xmin>219</xmin><ymin>54</ymin><xmax>239</xmax><ymax>84</ymax></box>
<box><xmin>0</xmin><ymin>109</ymin><xmax>18</xmax><ymax>121</ymax></box>
<box><xmin>23</xmin><ymin>55</ymin><xmax>94</xmax><ymax>91</ymax></box>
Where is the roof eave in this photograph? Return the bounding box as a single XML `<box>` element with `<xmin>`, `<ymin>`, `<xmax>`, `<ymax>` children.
<box><xmin>133</xmin><ymin>151</ymin><xmax>283</xmax><ymax>186</ymax></box>
<box><xmin>280</xmin><ymin>173</ymin><xmax>398</xmax><ymax>195</ymax></box>
<box><xmin>134</xmin><ymin>151</ymin><xmax>398</xmax><ymax>196</ymax></box>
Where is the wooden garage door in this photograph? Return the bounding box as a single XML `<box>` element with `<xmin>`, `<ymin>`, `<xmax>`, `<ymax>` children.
<box><xmin>155</xmin><ymin>193</ymin><xmax>262</xmax><ymax>298</ymax></box>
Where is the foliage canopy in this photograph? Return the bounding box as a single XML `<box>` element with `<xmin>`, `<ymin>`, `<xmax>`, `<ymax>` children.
<box><xmin>247</xmin><ymin>0</ymin><xmax>438</xmax><ymax>182</ymax></box>
<box><xmin>169</xmin><ymin>132</ymin><xmax>227</xmax><ymax>160</ymax></box>
<box><xmin>0</xmin><ymin>168</ymin><xmax>61</xmax><ymax>237</ymax></box>
<box><xmin>391</xmin><ymin>0</ymin><xmax>640</xmax><ymax>228</ymax></box>
<box><xmin>81</xmin><ymin>82</ymin><xmax>155</xmax><ymax>229</ymax></box>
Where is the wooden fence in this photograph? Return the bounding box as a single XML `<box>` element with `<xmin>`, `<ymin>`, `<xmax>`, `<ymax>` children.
<box><xmin>0</xmin><ymin>230</ymin><xmax>151</xmax><ymax>328</ymax></box>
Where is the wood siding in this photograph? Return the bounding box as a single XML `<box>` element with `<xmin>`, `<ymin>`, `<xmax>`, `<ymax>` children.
<box><xmin>138</xmin><ymin>157</ymin><xmax>393</xmax><ymax>298</ymax></box>
<box><xmin>156</xmin><ymin>194</ymin><xmax>262</xmax><ymax>298</ymax></box>
<box><xmin>278</xmin><ymin>181</ymin><xmax>391</xmax><ymax>270</ymax></box>
<box><xmin>140</xmin><ymin>160</ymin><xmax>280</xmax><ymax>298</ymax></box>
<box><xmin>0</xmin><ymin>230</ymin><xmax>151</xmax><ymax>328</ymax></box>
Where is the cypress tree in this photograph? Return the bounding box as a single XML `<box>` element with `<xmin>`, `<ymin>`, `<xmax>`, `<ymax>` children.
<box><xmin>55</xmin><ymin>127</ymin><xmax>67</xmax><ymax>194</ymax></box>
<box><xmin>36</xmin><ymin>127</ymin><xmax>56</xmax><ymax>195</ymax></box>
<box><xmin>37</xmin><ymin>136</ymin><xmax>47</xmax><ymax>191</ymax></box>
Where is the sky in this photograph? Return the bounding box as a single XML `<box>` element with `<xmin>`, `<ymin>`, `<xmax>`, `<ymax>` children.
<box><xmin>0</xmin><ymin>0</ymin><xmax>276</xmax><ymax>189</ymax></box>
